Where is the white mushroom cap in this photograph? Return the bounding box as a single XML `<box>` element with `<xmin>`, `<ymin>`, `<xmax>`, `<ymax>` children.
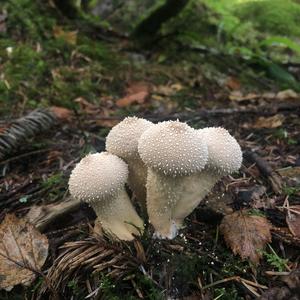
<box><xmin>138</xmin><ymin>120</ymin><xmax>208</xmax><ymax>177</ymax></box>
<box><xmin>106</xmin><ymin>117</ymin><xmax>153</xmax><ymax>159</ymax></box>
<box><xmin>198</xmin><ymin>127</ymin><xmax>242</xmax><ymax>175</ymax></box>
<box><xmin>68</xmin><ymin>152</ymin><xmax>128</xmax><ymax>203</ymax></box>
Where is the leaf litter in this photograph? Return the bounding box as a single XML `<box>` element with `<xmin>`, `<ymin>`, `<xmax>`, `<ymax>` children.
<box><xmin>0</xmin><ymin>214</ymin><xmax>48</xmax><ymax>291</ymax></box>
<box><xmin>220</xmin><ymin>210</ymin><xmax>272</xmax><ymax>264</ymax></box>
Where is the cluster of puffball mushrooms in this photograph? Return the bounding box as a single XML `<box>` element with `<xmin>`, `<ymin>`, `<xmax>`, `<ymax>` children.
<box><xmin>68</xmin><ymin>117</ymin><xmax>242</xmax><ymax>241</ymax></box>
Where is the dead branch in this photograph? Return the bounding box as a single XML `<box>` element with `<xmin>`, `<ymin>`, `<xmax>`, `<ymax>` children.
<box><xmin>244</xmin><ymin>150</ymin><xmax>283</xmax><ymax>194</ymax></box>
<box><xmin>26</xmin><ymin>197</ymin><xmax>82</xmax><ymax>232</ymax></box>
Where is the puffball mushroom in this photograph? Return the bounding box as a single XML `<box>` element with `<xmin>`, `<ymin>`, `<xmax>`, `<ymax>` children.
<box><xmin>68</xmin><ymin>152</ymin><xmax>144</xmax><ymax>241</ymax></box>
<box><xmin>138</xmin><ymin>120</ymin><xmax>208</xmax><ymax>239</ymax></box>
<box><xmin>173</xmin><ymin>127</ymin><xmax>243</xmax><ymax>223</ymax></box>
<box><xmin>105</xmin><ymin>117</ymin><xmax>153</xmax><ymax>207</ymax></box>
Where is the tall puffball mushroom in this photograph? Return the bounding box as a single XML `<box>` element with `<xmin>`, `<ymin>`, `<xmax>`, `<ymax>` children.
<box><xmin>68</xmin><ymin>152</ymin><xmax>144</xmax><ymax>241</ymax></box>
<box><xmin>173</xmin><ymin>127</ymin><xmax>242</xmax><ymax>222</ymax></box>
<box><xmin>138</xmin><ymin>120</ymin><xmax>208</xmax><ymax>239</ymax></box>
<box><xmin>105</xmin><ymin>117</ymin><xmax>153</xmax><ymax>207</ymax></box>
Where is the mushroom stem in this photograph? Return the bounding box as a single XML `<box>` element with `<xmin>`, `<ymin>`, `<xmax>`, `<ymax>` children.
<box><xmin>172</xmin><ymin>170</ymin><xmax>220</xmax><ymax>228</ymax></box>
<box><xmin>127</xmin><ymin>158</ymin><xmax>148</xmax><ymax>209</ymax></box>
<box><xmin>68</xmin><ymin>152</ymin><xmax>144</xmax><ymax>241</ymax></box>
<box><xmin>92</xmin><ymin>188</ymin><xmax>144</xmax><ymax>241</ymax></box>
<box><xmin>146</xmin><ymin>169</ymin><xmax>219</xmax><ymax>238</ymax></box>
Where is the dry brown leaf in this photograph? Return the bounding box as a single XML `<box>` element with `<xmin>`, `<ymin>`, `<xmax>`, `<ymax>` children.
<box><xmin>50</xmin><ymin>106</ymin><xmax>74</xmax><ymax>121</ymax></box>
<box><xmin>153</xmin><ymin>83</ymin><xmax>183</xmax><ymax>96</ymax></box>
<box><xmin>226</xmin><ymin>77</ymin><xmax>241</xmax><ymax>90</ymax></box>
<box><xmin>116</xmin><ymin>81</ymin><xmax>151</xmax><ymax>107</ymax></box>
<box><xmin>0</xmin><ymin>214</ymin><xmax>48</xmax><ymax>291</ymax></box>
<box><xmin>116</xmin><ymin>91</ymin><xmax>149</xmax><ymax>107</ymax></box>
<box><xmin>229</xmin><ymin>91</ymin><xmax>259</xmax><ymax>102</ymax></box>
<box><xmin>276</xmin><ymin>89</ymin><xmax>299</xmax><ymax>101</ymax></box>
<box><xmin>125</xmin><ymin>81</ymin><xmax>151</xmax><ymax>94</ymax></box>
<box><xmin>286</xmin><ymin>206</ymin><xmax>300</xmax><ymax>238</ymax></box>
<box><xmin>220</xmin><ymin>210</ymin><xmax>272</xmax><ymax>264</ymax></box>
<box><xmin>277</xmin><ymin>166</ymin><xmax>300</xmax><ymax>180</ymax></box>
<box><xmin>253</xmin><ymin>114</ymin><xmax>285</xmax><ymax>129</ymax></box>
<box><xmin>74</xmin><ymin>97</ymin><xmax>99</xmax><ymax>114</ymax></box>
<box><xmin>92</xmin><ymin>218</ymin><xmax>103</xmax><ymax>237</ymax></box>
<box><xmin>53</xmin><ymin>26</ymin><xmax>77</xmax><ymax>45</ymax></box>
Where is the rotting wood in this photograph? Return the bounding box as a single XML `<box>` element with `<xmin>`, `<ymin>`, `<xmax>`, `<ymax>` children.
<box><xmin>26</xmin><ymin>197</ymin><xmax>81</xmax><ymax>232</ymax></box>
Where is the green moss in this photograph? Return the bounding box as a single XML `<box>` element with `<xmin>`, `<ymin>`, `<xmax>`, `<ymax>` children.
<box><xmin>2</xmin><ymin>0</ymin><xmax>56</xmax><ymax>40</ymax></box>
<box><xmin>235</xmin><ymin>0</ymin><xmax>300</xmax><ymax>37</ymax></box>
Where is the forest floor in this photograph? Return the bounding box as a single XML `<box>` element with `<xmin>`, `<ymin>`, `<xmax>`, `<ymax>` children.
<box><xmin>0</xmin><ymin>2</ymin><xmax>300</xmax><ymax>299</ymax></box>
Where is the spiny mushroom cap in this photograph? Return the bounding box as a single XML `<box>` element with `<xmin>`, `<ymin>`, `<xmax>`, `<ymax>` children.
<box><xmin>198</xmin><ymin>127</ymin><xmax>242</xmax><ymax>175</ymax></box>
<box><xmin>138</xmin><ymin>120</ymin><xmax>208</xmax><ymax>177</ymax></box>
<box><xmin>68</xmin><ymin>152</ymin><xmax>128</xmax><ymax>203</ymax></box>
<box><xmin>106</xmin><ymin>117</ymin><xmax>153</xmax><ymax>160</ymax></box>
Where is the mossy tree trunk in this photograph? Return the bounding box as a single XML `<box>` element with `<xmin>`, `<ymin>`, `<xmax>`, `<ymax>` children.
<box><xmin>132</xmin><ymin>0</ymin><xmax>190</xmax><ymax>43</ymax></box>
<box><xmin>53</xmin><ymin>0</ymin><xmax>81</xmax><ymax>18</ymax></box>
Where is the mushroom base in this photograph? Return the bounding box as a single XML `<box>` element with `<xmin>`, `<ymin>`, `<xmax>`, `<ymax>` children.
<box><xmin>92</xmin><ymin>189</ymin><xmax>144</xmax><ymax>241</ymax></box>
<box><xmin>146</xmin><ymin>169</ymin><xmax>220</xmax><ymax>239</ymax></box>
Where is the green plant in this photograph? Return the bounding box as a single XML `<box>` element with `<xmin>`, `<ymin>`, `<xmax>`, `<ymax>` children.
<box><xmin>214</xmin><ymin>286</ymin><xmax>243</xmax><ymax>300</ymax></box>
<box><xmin>283</xmin><ymin>185</ymin><xmax>300</xmax><ymax>197</ymax></box>
<box><xmin>263</xmin><ymin>245</ymin><xmax>289</xmax><ymax>272</ymax></box>
<box><xmin>67</xmin><ymin>279</ymin><xmax>85</xmax><ymax>298</ymax></box>
<box><xmin>247</xmin><ymin>209</ymin><xmax>266</xmax><ymax>218</ymax></box>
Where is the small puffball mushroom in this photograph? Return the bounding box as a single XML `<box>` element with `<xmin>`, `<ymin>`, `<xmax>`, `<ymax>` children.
<box><xmin>198</xmin><ymin>127</ymin><xmax>242</xmax><ymax>175</ymax></box>
<box><xmin>138</xmin><ymin>120</ymin><xmax>208</xmax><ymax>239</ymax></box>
<box><xmin>105</xmin><ymin>117</ymin><xmax>153</xmax><ymax>208</ymax></box>
<box><xmin>174</xmin><ymin>127</ymin><xmax>243</xmax><ymax>221</ymax></box>
<box><xmin>68</xmin><ymin>152</ymin><xmax>144</xmax><ymax>241</ymax></box>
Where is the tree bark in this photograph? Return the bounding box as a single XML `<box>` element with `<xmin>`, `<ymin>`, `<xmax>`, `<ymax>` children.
<box><xmin>132</xmin><ymin>0</ymin><xmax>190</xmax><ymax>41</ymax></box>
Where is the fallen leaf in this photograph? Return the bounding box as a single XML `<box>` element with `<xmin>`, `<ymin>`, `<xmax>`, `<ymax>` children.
<box><xmin>253</xmin><ymin>114</ymin><xmax>285</xmax><ymax>128</ymax></box>
<box><xmin>276</xmin><ymin>89</ymin><xmax>299</xmax><ymax>101</ymax></box>
<box><xmin>262</xmin><ymin>92</ymin><xmax>277</xmax><ymax>99</ymax></box>
<box><xmin>286</xmin><ymin>206</ymin><xmax>300</xmax><ymax>238</ymax></box>
<box><xmin>53</xmin><ymin>26</ymin><xmax>77</xmax><ymax>45</ymax></box>
<box><xmin>116</xmin><ymin>91</ymin><xmax>149</xmax><ymax>107</ymax></box>
<box><xmin>74</xmin><ymin>97</ymin><xmax>98</xmax><ymax>114</ymax></box>
<box><xmin>229</xmin><ymin>91</ymin><xmax>259</xmax><ymax>102</ymax></box>
<box><xmin>125</xmin><ymin>81</ymin><xmax>151</xmax><ymax>95</ymax></box>
<box><xmin>50</xmin><ymin>106</ymin><xmax>73</xmax><ymax>121</ymax></box>
<box><xmin>237</xmin><ymin>184</ymin><xmax>267</xmax><ymax>207</ymax></box>
<box><xmin>0</xmin><ymin>214</ymin><xmax>48</xmax><ymax>291</ymax></box>
<box><xmin>220</xmin><ymin>209</ymin><xmax>272</xmax><ymax>264</ymax></box>
<box><xmin>260</xmin><ymin>269</ymin><xmax>300</xmax><ymax>300</ymax></box>
<box><xmin>277</xmin><ymin>166</ymin><xmax>300</xmax><ymax>180</ymax></box>
<box><xmin>153</xmin><ymin>83</ymin><xmax>183</xmax><ymax>96</ymax></box>
<box><xmin>92</xmin><ymin>218</ymin><xmax>103</xmax><ymax>237</ymax></box>
<box><xmin>116</xmin><ymin>81</ymin><xmax>151</xmax><ymax>107</ymax></box>
<box><xmin>226</xmin><ymin>77</ymin><xmax>241</xmax><ymax>90</ymax></box>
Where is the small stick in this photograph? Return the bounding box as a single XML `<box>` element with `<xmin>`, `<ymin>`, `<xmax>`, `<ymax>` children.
<box><xmin>26</xmin><ymin>197</ymin><xmax>81</xmax><ymax>232</ymax></box>
<box><xmin>265</xmin><ymin>271</ymin><xmax>290</xmax><ymax>276</ymax></box>
<box><xmin>244</xmin><ymin>150</ymin><xmax>282</xmax><ymax>194</ymax></box>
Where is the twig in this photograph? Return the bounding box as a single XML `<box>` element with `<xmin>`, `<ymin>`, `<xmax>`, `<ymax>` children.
<box><xmin>87</xmin><ymin>102</ymin><xmax>300</xmax><ymax>124</ymax></box>
<box><xmin>201</xmin><ymin>275</ymin><xmax>267</xmax><ymax>291</ymax></box>
<box><xmin>244</xmin><ymin>150</ymin><xmax>282</xmax><ymax>194</ymax></box>
<box><xmin>0</xmin><ymin>148</ymin><xmax>50</xmax><ymax>166</ymax></box>
<box><xmin>265</xmin><ymin>271</ymin><xmax>291</xmax><ymax>276</ymax></box>
<box><xmin>26</xmin><ymin>197</ymin><xmax>82</xmax><ymax>232</ymax></box>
